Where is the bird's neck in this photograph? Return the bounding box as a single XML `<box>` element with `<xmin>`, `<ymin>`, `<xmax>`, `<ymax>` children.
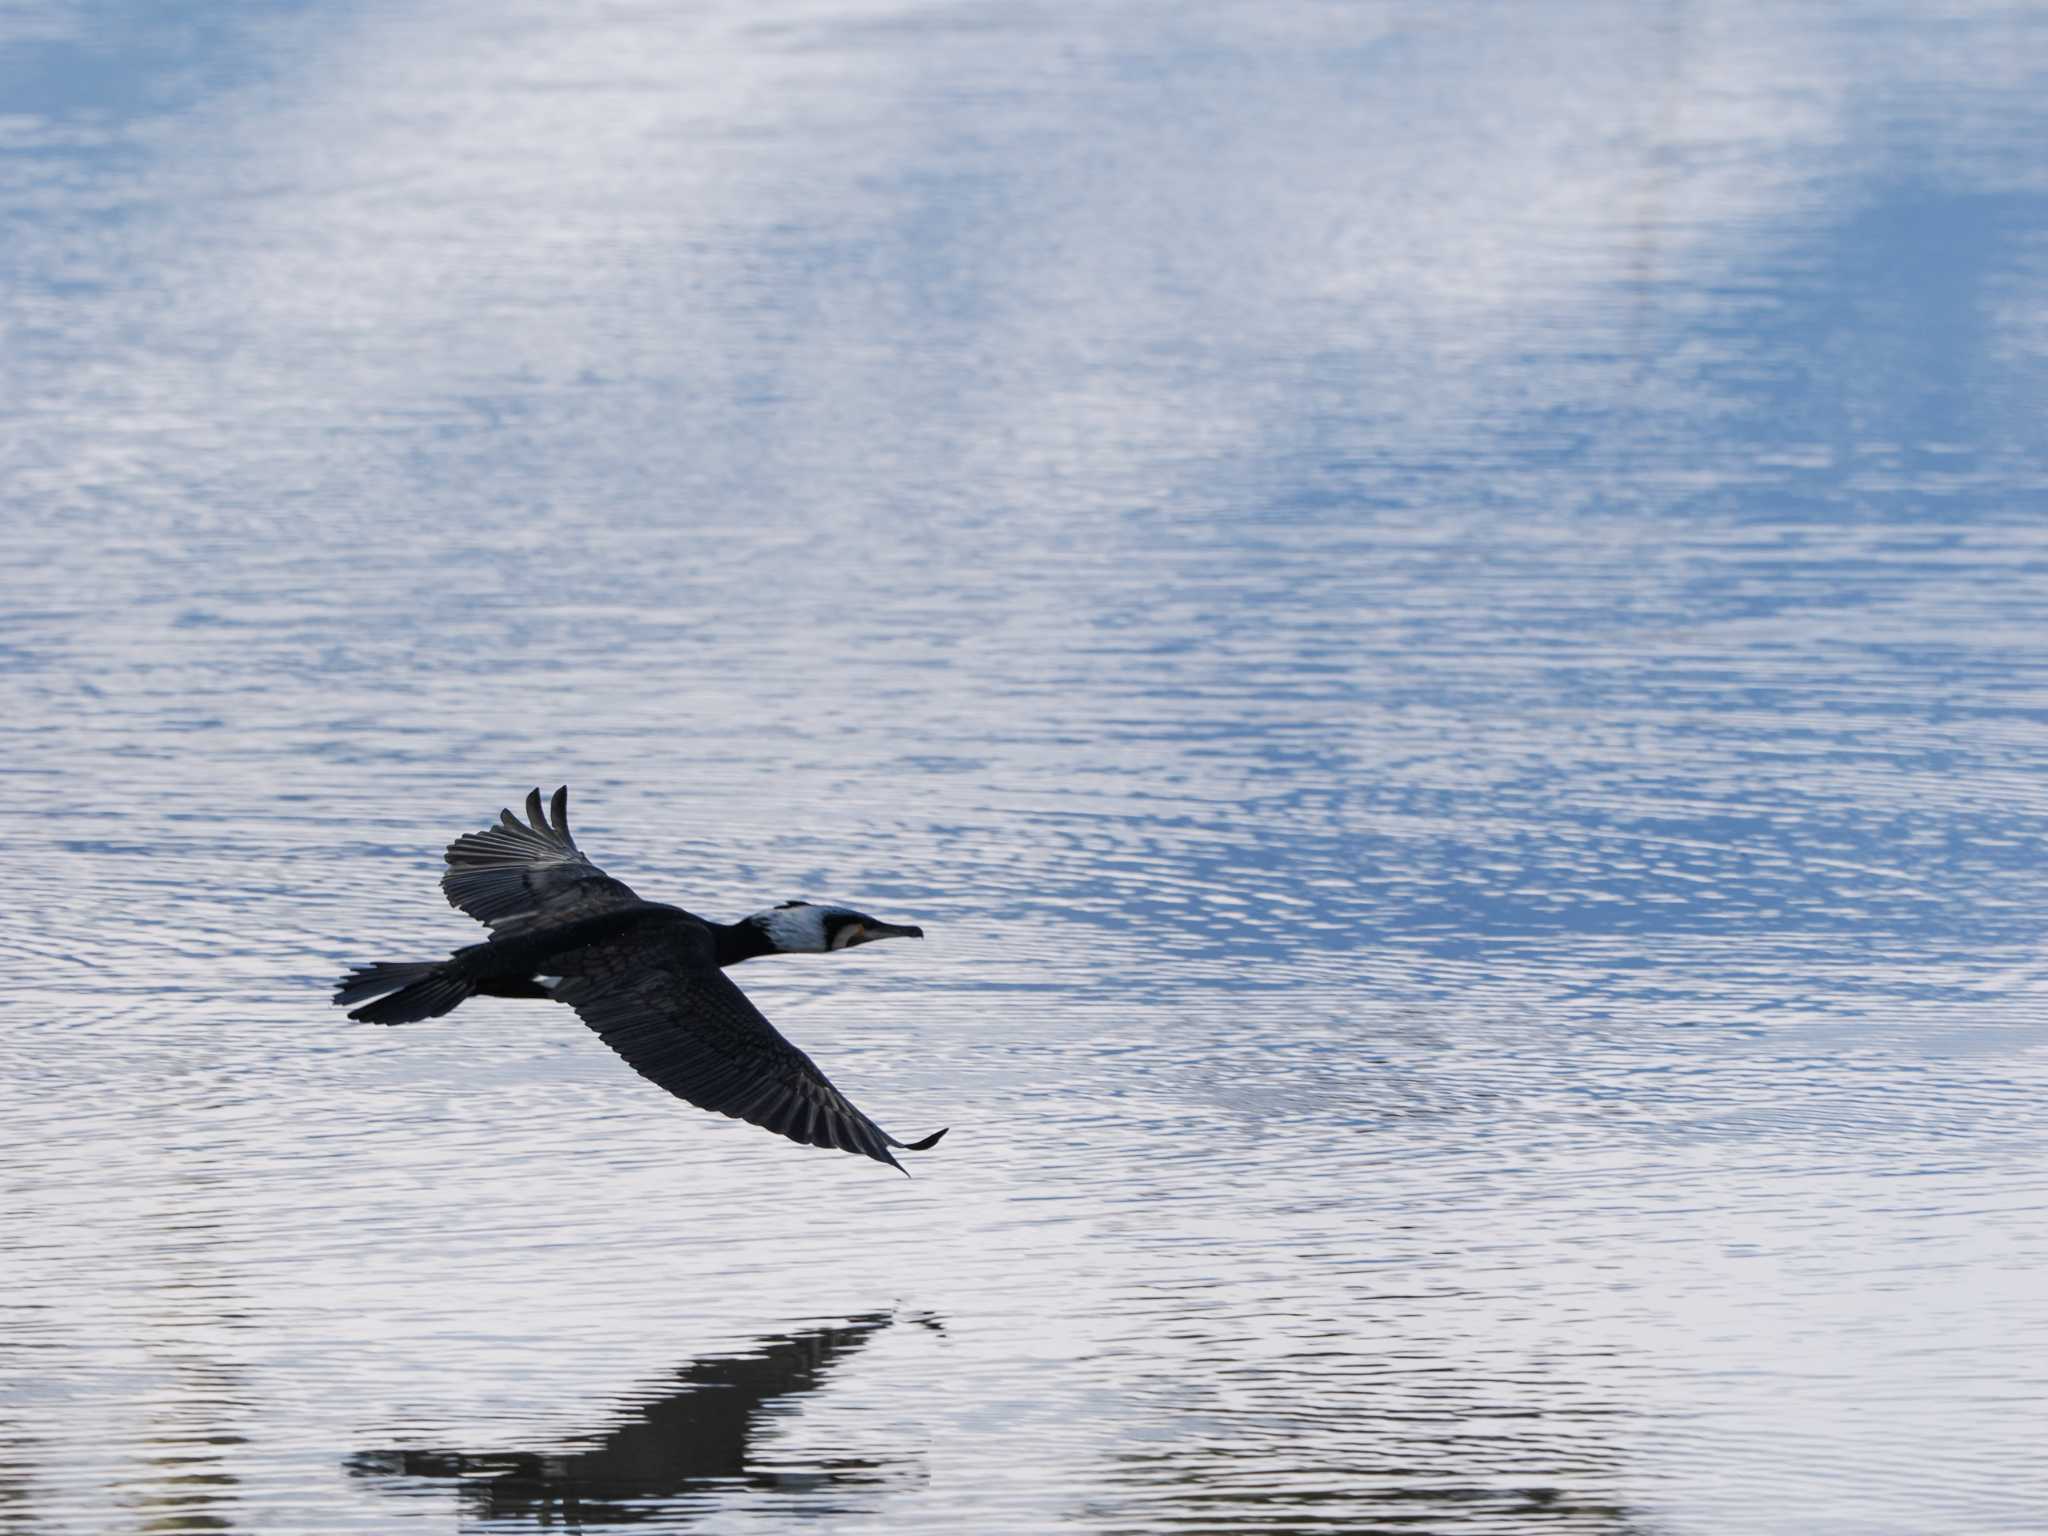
<box><xmin>710</xmin><ymin>918</ymin><xmax>778</xmax><ymax>967</ymax></box>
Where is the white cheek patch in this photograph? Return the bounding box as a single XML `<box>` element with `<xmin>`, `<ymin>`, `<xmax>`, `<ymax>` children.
<box><xmin>763</xmin><ymin>904</ymin><xmax>831</xmax><ymax>952</ymax></box>
<box><xmin>829</xmin><ymin>925</ymin><xmax>864</xmax><ymax>951</ymax></box>
<box><xmin>537</xmin><ymin>975</ymin><xmax>563</xmax><ymax>991</ymax></box>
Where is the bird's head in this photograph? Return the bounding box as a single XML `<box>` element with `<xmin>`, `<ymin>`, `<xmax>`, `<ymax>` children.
<box><xmin>750</xmin><ymin>899</ymin><xmax>925</xmax><ymax>955</ymax></box>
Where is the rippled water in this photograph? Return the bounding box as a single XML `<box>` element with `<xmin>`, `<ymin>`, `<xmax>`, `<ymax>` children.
<box><xmin>4</xmin><ymin>2</ymin><xmax>2047</xmax><ymax>1532</ymax></box>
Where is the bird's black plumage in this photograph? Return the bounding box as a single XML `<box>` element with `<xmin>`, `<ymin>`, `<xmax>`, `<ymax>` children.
<box><xmin>442</xmin><ymin>787</ymin><xmax>645</xmax><ymax>932</ymax></box>
<box><xmin>333</xmin><ymin>787</ymin><xmax>944</xmax><ymax>1172</ymax></box>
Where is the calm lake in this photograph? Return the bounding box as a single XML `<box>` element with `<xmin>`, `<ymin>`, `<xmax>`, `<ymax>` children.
<box><xmin>3</xmin><ymin>2</ymin><xmax>2046</xmax><ymax>1532</ymax></box>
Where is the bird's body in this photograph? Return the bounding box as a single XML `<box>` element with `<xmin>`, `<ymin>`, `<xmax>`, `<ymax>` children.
<box><xmin>334</xmin><ymin>788</ymin><xmax>944</xmax><ymax>1172</ymax></box>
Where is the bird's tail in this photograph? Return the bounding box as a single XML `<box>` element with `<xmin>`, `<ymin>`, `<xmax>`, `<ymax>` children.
<box><xmin>333</xmin><ymin>960</ymin><xmax>476</xmax><ymax>1024</ymax></box>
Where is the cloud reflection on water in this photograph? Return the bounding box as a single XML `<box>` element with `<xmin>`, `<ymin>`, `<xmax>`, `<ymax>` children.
<box><xmin>2</xmin><ymin>2</ymin><xmax>2046</xmax><ymax>1535</ymax></box>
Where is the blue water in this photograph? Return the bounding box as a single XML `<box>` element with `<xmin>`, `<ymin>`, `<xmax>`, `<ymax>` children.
<box><xmin>3</xmin><ymin>2</ymin><xmax>2046</xmax><ymax>1532</ymax></box>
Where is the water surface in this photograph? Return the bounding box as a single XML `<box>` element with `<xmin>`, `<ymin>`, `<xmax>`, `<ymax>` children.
<box><xmin>2</xmin><ymin>2</ymin><xmax>2046</xmax><ymax>1533</ymax></box>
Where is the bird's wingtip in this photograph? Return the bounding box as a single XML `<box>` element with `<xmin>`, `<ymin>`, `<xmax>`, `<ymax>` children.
<box><xmin>902</xmin><ymin>1126</ymin><xmax>949</xmax><ymax>1152</ymax></box>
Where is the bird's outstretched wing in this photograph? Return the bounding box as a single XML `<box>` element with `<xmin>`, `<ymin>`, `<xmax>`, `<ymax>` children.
<box><xmin>550</xmin><ymin>915</ymin><xmax>946</xmax><ymax>1172</ymax></box>
<box><xmin>442</xmin><ymin>786</ymin><xmax>643</xmax><ymax>933</ymax></box>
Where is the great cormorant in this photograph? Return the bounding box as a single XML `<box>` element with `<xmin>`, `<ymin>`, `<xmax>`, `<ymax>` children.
<box><xmin>333</xmin><ymin>787</ymin><xmax>945</xmax><ymax>1172</ymax></box>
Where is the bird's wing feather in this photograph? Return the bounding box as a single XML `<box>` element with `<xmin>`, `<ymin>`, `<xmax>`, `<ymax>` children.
<box><xmin>549</xmin><ymin>915</ymin><xmax>918</xmax><ymax>1170</ymax></box>
<box><xmin>442</xmin><ymin>786</ymin><xmax>643</xmax><ymax>933</ymax></box>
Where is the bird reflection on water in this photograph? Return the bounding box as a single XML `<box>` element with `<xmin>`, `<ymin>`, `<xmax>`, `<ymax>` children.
<box><xmin>347</xmin><ymin>1314</ymin><xmax>927</xmax><ymax>1528</ymax></box>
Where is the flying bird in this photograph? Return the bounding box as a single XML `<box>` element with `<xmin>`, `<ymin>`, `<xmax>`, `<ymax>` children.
<box><xmin>334</xmin><ymin>787</ymin><xmax>945</xmax><ymax>1172</ymax></box>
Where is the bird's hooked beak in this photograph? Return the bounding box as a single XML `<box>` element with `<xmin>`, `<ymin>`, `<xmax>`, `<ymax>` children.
<box><xmin>835</xmin><ymin>918</ymin><xmax>925</xmax><ymax>950</ymax></box>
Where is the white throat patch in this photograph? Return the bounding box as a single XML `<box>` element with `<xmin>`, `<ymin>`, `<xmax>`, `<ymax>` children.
<box><xmin>760</xmin><ymin>903</ymin><xmax>831</xmax><ymax>953</ymax></box>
